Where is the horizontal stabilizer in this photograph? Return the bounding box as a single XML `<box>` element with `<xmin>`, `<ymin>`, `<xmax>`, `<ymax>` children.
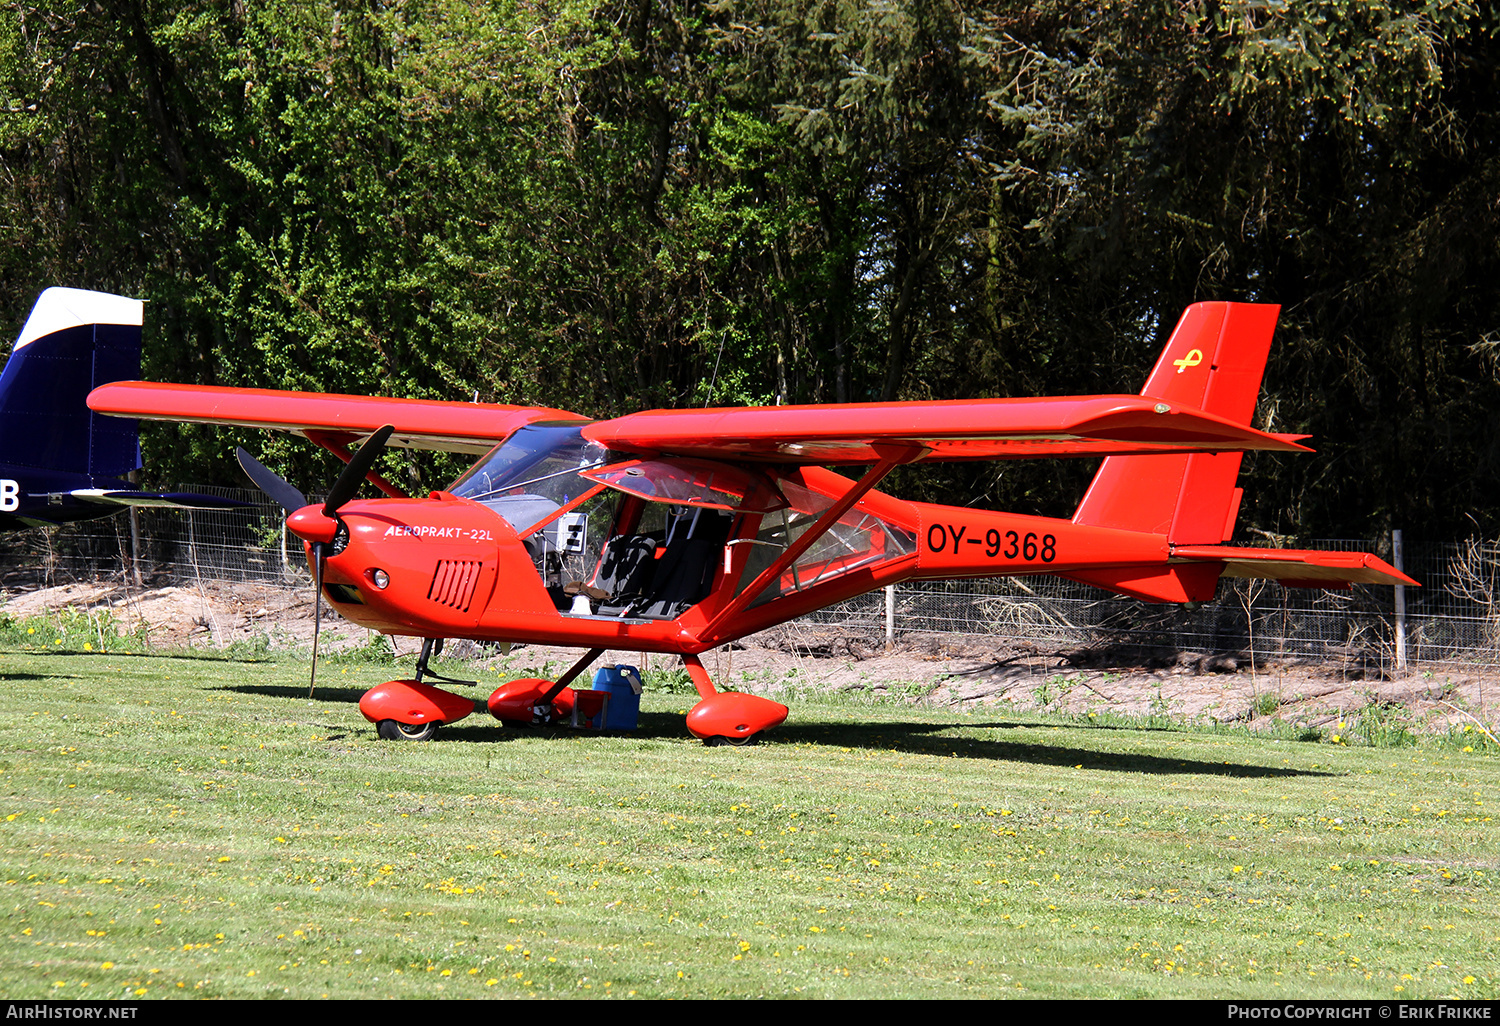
<box><xmin>1171</xmin><ymin>545</ymin><xmax>1417</xmax><ymax>588</ymax></box>
<box><xmin>1063</xmin><ymin>544</ymin><xmax>1416</xmax><ymax>603</ymax></box>
<box><xmin>67</xmin><ymin>489</ymin><xmax>251</xmax><ymax>510</ymax></box>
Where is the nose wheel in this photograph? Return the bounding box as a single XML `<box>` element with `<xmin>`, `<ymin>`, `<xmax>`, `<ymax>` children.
<box><xmin>704</xmin><ymin>733</ymin><xmax>758</xmax><ymax>747</ymax></box>
<box><xmin>358</xmin><ymin>679</ymin><xmax>476</xmax><ymax>739</ymax></box>
<box><xmin>377</xmin><ymin>719</ymin><xmax>438</xmax><ymax>742</ymax></box>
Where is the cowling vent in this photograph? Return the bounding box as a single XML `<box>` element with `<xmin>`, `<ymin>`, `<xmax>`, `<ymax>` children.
<box><xmin>429</xmin><ymin>560</ymin><xmax>483</xmax><ymax>612</ymax></box>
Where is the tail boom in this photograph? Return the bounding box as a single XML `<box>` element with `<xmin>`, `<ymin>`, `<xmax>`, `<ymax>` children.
<box><xmin>909</xmin><ymin>504</ymin><xmax>1414</xmax><ymax>602</ymax></box>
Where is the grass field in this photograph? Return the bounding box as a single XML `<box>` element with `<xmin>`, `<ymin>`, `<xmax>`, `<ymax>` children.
<box><xmin>0</xmin><ymin>640</ymin><xmax>1495</xmax><ymax>1000</ymax></box>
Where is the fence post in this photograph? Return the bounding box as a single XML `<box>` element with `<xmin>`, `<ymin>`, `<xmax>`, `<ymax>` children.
<box><xmin>126</xmin><ymin>469</ymin><xmax>143</xmax><ymax>586</ymax></box>
<box><xmin>885</xmin><ymin>584</ymin><xmax>895</xmax><ymax>650</ymax></box>
<box><xmin>1393</xmin><ymin>528</ymin><xmax>1407</xmax><ymax>671</ymax></box>
<box><xmin>128</xmin><ymin>506</ymin><xmax>143</xmax><ymax>586</ymax></box>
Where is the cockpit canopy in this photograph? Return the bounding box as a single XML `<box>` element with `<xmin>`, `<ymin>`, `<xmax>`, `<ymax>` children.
<box><xmin>448</xmin><ymin>421</ymin><xmax>917</xmax><ymax>623</ymax></box>
<box><xmin>448</xmin><ymin>423</ymin><xmax>789</xmax><ymax>534</ymax></box>
<box><xmin>447</xmin><ymin>422</ymin><xmax>616</xmax><ymax>534</ymax></box>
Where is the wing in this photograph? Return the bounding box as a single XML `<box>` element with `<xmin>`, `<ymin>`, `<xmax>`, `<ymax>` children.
<box><xmin>91</xmin><ymin>383</ymin><xmax>1306</xmax><ymax>464</ymax></box>
<box><xmin>87</xmin><ymin>382</ymin><xmax>587</xmax><ymax>456</ymax></box>
<box><xmin>583</xmin><ymin>395</ymin><xmax>1310</xmax><ymax>465</ymax></box>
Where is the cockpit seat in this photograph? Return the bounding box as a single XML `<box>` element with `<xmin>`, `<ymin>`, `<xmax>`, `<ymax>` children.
<box><xmin>588</xmin><ymin>507</ymin><xmax>735</xmax><ymax>619</ymax></box>
<box><xmin>593</xmin><ymin>533</ymin><xmax>660</xmax><ymax>616</ymax></box>
<box><xmin>632</xmin><ymin>507</ymin><xmax>734</xmax><ymax>619</ymax></box>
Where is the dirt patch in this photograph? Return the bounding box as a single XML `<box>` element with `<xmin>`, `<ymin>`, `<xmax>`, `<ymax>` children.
<box><xmin>2</xmin><ymin>579</ymin><xmax>1495</xmax><ymax>737</ymax></box>
<box><xmin>0</xmin><ymin>579</ymin><xmax>374</xmax><ymax>653</ymax></box>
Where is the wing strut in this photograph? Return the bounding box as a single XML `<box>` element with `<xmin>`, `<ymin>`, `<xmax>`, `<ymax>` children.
<box><xmin>305</xmin><ymin>429</ymin><xmax>408</xmax><ymax>498</ymax></box>
<box><xmin>700</xmin><ymin>442</ymin><xmax>925</xmax><ymax>640</ymax></box>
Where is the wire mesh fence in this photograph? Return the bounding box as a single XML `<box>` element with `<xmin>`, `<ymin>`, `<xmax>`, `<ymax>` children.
<box><xmin>803</xmin><ymin>574</ymin><xmax>1398</xmax><ymax>664</ymax></box>
<box><xmin>0</xmin><ymin>487</ymin><xmax>310</xmax><ymax>589</ymax></box>
<box><xmin>1</xmin><ymin>494</ymin><xmax>1495</xmax><ymax>670</ymax></box>
<box><xmin>805</xmin><ymin>538</ymin><xmax>1500</xmax><ymax>670</ymax></box>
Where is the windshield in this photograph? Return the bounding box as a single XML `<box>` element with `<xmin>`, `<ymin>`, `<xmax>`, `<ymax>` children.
<box><xmin>448</xmin><ymin>422</ymin><xmax>617</xmax><ymax>533</ymax></box>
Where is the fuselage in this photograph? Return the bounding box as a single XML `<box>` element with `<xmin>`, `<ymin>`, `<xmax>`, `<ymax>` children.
<box><xmin>295</xmin><ymin>422</ymin><xmax>1176</xmax><ymax>654</ymax></box>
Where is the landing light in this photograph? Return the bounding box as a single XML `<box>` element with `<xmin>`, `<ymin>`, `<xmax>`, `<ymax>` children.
<box><xmin>371</xmin><ymin>569</ymin><xmax>390</xmax><ymax>590</ymax></box>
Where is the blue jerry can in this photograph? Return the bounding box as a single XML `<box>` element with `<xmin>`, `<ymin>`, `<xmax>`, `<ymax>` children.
<box><xmin>590</xmin><ymin>665</ymin><xmax>642</xmax><ymax>729</ymax></box>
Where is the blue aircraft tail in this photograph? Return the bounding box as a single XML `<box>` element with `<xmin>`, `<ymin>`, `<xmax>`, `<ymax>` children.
<box><xmin>0</xmin><ymin>287</ymin><xmax>144</xmax><ymax>479</ymax></box>
<box><xmin>0</xmin><ymin>288</ymin><xmax>244</xmax><ymax>528</ymax></box>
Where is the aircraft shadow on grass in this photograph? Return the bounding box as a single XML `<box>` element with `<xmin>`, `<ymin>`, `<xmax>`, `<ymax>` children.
<box><xmin>216</xmin><ymin>682</ymin><xmax>369</xmax><ymax>704</ymax></box>
<box><xmin>211</xmin><ymin>683</ymin><xmax>1333</xmax><ymax>777</ymax></box>
<box><xmin>45</xmin><ymin>649</ymin><xmax>275</xmax><ymax>665</ymax></box>
<box><xmin>429</xmin><ymin>715</ymin><xmax>1334</xmax><ymax>777</ymax></box>
<box><xmin>0</xmin><ymin>670</ymin><xmax>76</xmax><ymax>683</ymax></box>
<box><xmin>763</xmin><ymin>719</ymin><xmax>1334</xmax><ymax>778</ymax></box>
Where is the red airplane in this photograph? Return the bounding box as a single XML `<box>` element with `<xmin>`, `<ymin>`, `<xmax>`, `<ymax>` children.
<box><xmin>88</xmin><ymin>302</ymin><xmax>1414</xmax><ymax>744</ymax></box>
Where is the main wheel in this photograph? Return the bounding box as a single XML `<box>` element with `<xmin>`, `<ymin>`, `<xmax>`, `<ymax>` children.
<box><xmin>704</xmin><ymin>733</ymin><xmax>757</xmax><ymax>748</ymax></box>
<box><xmin>377</xmin><ymin>719</ymin><xmax>438</xmax><ymax>742</ymax></box>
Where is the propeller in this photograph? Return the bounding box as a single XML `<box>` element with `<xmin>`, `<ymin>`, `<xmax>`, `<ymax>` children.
<box><xmin>237</xmin><ymin>425</ymin><xmax>395</xmax><ymax>697</ymax></box>
<box><xmin>323</xmin><ymin>425</ymin><xmax>395</xmax><ymax>516</ymax></box>
<box><xmin>236</xmin><ymin>449</ymin><xmax>307</xmax><ymax>516</ymax></box>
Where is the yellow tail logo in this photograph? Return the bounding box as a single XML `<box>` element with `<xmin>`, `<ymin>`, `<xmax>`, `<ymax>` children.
<box><xmin>1173</xmin><ymin>348</ymin><xmax>1203</xmax><ymax>374</ymax></box>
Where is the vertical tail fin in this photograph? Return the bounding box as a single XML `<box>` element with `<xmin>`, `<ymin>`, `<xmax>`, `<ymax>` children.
<box><xmin>1072</xmin><ymin>302</ymin><xmax>1280</xmax><ymax>542</ymax></box>
<box><xmin>1064</xmin><ymin>302</ymin><xmax>1280</xmax><ymax>603</ymax></box>
<box><xmin>0</xmin><ymin>287</ymin><xmax>144</xmax><ymax>478</ymax></box>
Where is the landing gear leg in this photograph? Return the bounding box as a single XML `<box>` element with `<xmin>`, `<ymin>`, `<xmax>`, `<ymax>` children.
<box><xmin>682</xmin><ymin>654</ymin><xmax>787</xmax><ymax>746</ymax></box>
<box><xmin>414</xmin><ymin>637</ymin><xmax>475</xmax><ymax>686</ymax></box>
<box><xmin>486</xmin><ymin>648</ymin><xmax>605</xmax><ymax>726</ymax></box>
<box><xmin>414</xmin><ymin>638</ymin><xmax>440</xmax><ymax>681</ymax></box>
